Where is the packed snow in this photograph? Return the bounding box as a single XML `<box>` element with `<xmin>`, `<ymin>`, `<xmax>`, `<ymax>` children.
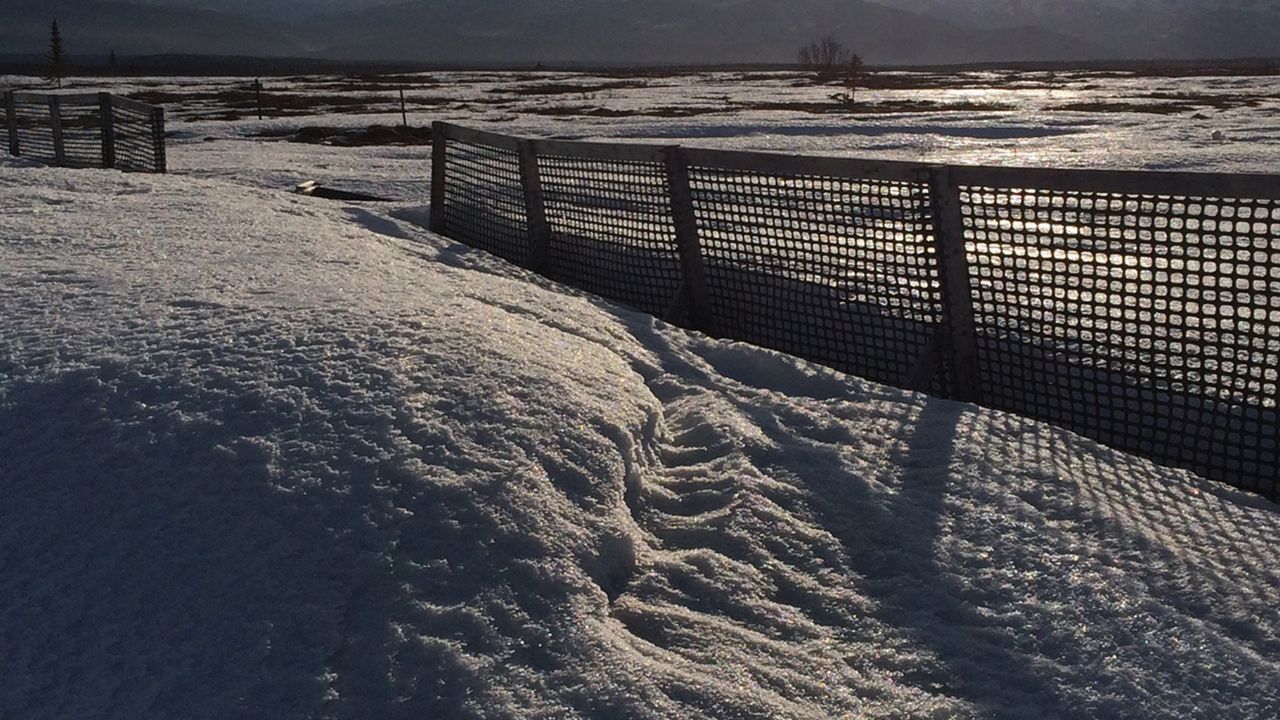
<box><xmin>2</xmin><ymin>72</ymin><xmax>1280</xmax><ymax>719</ymax></box>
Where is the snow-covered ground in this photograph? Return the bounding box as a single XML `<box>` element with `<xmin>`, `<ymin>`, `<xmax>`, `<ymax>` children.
<box><xmin>8</xmin><ymin>68</ymin><xmax>1280</xmax><ymax>193</ymax></box>
<box><xmin>2</xmin><ymin>73</ymin><xmax>1280</xmax><ymax>718</ymax></box>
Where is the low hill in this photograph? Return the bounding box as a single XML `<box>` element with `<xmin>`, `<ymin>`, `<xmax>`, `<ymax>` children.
<box><xmin>885</xmin><ymin>0</ymin><xmax>1280</xmax><ymax>59</ymax></box>
<box><xmin>317</xmin><ymin>0</ymin><xmax>1103</xmax><ymax>65</ymax></box>
<box><xmin>1</xmin><ymin>0</ymin><xmax>313</xmax><ymax>57</ymax></box>
<box><xmin>5</xmin><ymin>0</ymin><xmax>1101</xmax><ymax>65</ymax></box>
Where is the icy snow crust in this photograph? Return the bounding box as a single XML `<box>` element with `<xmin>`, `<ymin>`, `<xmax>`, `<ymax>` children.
<box><xmin>1</xmin><ymin>158</ymin><xmax>1278</xmax><ymax>719</ymax></box>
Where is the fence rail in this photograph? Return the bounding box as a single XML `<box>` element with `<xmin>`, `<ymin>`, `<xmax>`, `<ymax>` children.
<box><xmin>3</xmin><ymin>91</ymin><xmax>166</xmax><ymax>173</ymax></box>
<box><xmin>429</xmin><ymin>121</ymin><xmax>1280</xmax><ymax>501</ymax></box>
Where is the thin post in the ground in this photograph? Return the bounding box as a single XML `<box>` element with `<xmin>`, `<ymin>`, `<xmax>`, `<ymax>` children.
<box><xmin>253</xmin><ymin>78</ymin><xmax>263</xmax><ymax>120</ymax></box>
<box><xmin>48</xmin><ymin>96</ymin><xmax>65</xmax><ymax>165</ymax></box>
<box><xmin>99</xmin><ymin>92</ymin><xmax>115</xmax><ymax>169</ymax></box>
<box><xmin>429</xmin><ymin>121</ymin><xmax>448</xmax><ymax>234</ymax></box>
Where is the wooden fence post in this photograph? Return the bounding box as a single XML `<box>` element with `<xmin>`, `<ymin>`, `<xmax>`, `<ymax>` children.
<box><xmin>662</xmin><ymin>145</ymin><xmax>715</xmax><ymax>334</ymax></box>
<box><xmin>518</xmin><ymin>139</ymin><xmax>553</xmax><ymax>272</ymax></box>
<box><xmin>429</xmin><ymin>121</ymin><xmax>448</xmax><ymax>234</ymax></box>
<box><xmin>4</xmin><ymin>91</ymin><xmax>18</xmax><ymax>157</ymax></box>
<box><xmin>48</xmin><ymin>96</ymin><xmax>65</xmax><ymax>165</ymax></box>
<box><xmin>927</xmin><ymin>166</ymin><xmax>983</xmax><ymax>403</ymax></box>
<box><xmin>99</xmin><ymin>93</ymin><xmax>115</xmax><ymax>169</ymax></box>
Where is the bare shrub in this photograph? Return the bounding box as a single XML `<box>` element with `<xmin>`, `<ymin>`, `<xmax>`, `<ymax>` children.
<box><xmin>800</xmin><ymin>36</ymin><xmax>864</xmax><ymax>105</ymax></box>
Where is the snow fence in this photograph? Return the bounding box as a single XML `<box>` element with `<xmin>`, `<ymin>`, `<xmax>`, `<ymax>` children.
<box><xmin>429</xmin><ymin>122</ymin><xmax>1280</xmax><ymax>501</ymax></box>
<box><xmin>3</xmin><ymin>91</ymin><xmax>166</xmax><ymax>173</ymax></box>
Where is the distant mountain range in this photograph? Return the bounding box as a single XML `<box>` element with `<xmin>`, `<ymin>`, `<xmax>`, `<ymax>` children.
<box><xmin>4</xmin><ymin>0</ymin><xmax>315</xmax><ymax>58</ymax></box>
<box><xmin>882</xmin><ymin>0</ymin><xmax>1280</xmax><ymax>60</ymax></box>
<box><xmin>3</xmin><ymin>0</ymin><xmax>1277</xmax><ymax>66</ymax></box>
<box><xmin>311</xmin><ymin>0</ymin><xmax>1102</xmax><ymax>65</ymax></box>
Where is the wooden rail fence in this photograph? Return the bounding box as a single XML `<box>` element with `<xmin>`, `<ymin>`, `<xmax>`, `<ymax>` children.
<box><xmin>4</xmin><ymin>91</ymin><xmax>166</xmax><ymax>173</ymax></box>
<box><xmin>431</xmin><ymin>121</ymin><xmax>1280</xmax><ymax>500</ymax></box>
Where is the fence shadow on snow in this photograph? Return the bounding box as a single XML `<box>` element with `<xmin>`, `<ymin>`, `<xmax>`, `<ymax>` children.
<box><xmin>429</xmin><ymin>122</ymin><xmax>1280</xmax><ymax>502</ymax></box>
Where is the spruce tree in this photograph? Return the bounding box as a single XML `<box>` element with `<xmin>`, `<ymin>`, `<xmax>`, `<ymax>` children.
<box><xmin>48</xmin><ymin>19</ymin><xmax>67</xmax><ymax>89</ymax></box>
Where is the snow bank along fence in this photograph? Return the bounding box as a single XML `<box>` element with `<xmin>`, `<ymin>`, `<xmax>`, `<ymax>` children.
<box><xmin>429</xmin><ymin>122</ymin><xmax>1280</xmax><ymax>501</ymax></box>
<box><xmin>3</xmin><ymin>91</ymin><xmax>166</xmax><ymax>173</ymax></box>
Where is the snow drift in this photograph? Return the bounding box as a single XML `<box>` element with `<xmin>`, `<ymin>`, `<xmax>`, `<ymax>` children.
<box><xmin>1</xmin><ymin>159</ymin><xmax>1277</xmax><ymax>719</ymax></box>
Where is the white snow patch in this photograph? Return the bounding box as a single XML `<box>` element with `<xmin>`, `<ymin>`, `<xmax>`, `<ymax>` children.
<box><xmin>1</xmin><ymin>159</ymin><xmax>1278</xmax><ymax>719</ymax></box>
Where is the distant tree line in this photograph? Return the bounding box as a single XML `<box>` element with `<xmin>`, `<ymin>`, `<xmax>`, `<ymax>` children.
<box><xmin>38</xmin><ymin>19</ymin><xmax>137</xmax><ymax>85</ymax></box>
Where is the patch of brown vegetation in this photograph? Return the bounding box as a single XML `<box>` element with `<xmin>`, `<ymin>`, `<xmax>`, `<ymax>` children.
<box><xmin>132</xmin><ymin>87</ymin><xmax>457</xmax><ymax>119</ymax></box>
<box><xmin>521</xmin><ymin>99</ymin><xmax>1009</xmax><ymax>119</ymax></box>
<box><xmin>524</xmin><ymin>105</ymin><xmax>727</xmax><ymax>118</ymax></box>
<box><xmin>795</xmin><ymin>72</ymin><xmax>1002</xmax><ymax>91</ymax></box>
<box><xmin>1048</xmin><ymin>101</ymin><xmax>1208</xmax><ymax>114</ymax></box>
<box><xmin>254</xmin><ymin>124</ymin><xmax>434</xmax><ymax>147</ymax></box>
<box><xmin>133</xmin><ymin>89</ymin><xmax>382</xmax><ymax>110</ymax></box>
<box><xmin>306</xmin><ymin>81</ymin><xmax>440</xmax><ymax>93</ymax></box>
<box><xmin>1140</xmin><ymin>92</ymin><xmax>1263</xmax><ymax>110</ymax></box>
<box><xmin>500</xmin><ymin>81</ymin><xmax>650</xmax><ymax>96</ymax></box>
<box><xmin>739</xmin><ymin>99</ymin><xmax>1013</xmax><ymax>114</ymax></box>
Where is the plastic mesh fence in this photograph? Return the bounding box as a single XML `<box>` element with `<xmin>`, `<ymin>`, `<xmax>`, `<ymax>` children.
<box><xmin>538</xmin><ymin>154</ymin><xmax>683</xmax><ymax>318</ymax></box>
<box><xmin>430</xmin><ymin>125</ymin><xmax>1280</xmax><ymax>500</ymax></box>
<box><xmin>113</xmin><ymin>104</ymin><xmax>165</xmax><ymax>173</ymax></box>
<box><xmin>439</xmin><ymin>138</ymin><xmax>528</xmax><ymax>265</ymax></box>
<box><xmin>11</xmin><ymin>100</ymin><xmax>57</xmax><ymax>164</ymax></box>
<box><xmin>960</xmin><ymin>185</ymin><xmax>1280</xmax><ymax>497</ymax></box>
<box><xmin>58</xmin><ymin>103</ymin><xmax>104</xmax><ymax>169</ymax></box>
<box><xmin>687</xmin><ymin>165</ymin><xmax>948</xmax><ymax>390</ymax></box>
<box><xmin>5</xmin><ymin>95</ymin><xmax>165</xmax><ymax>173</ymax></box>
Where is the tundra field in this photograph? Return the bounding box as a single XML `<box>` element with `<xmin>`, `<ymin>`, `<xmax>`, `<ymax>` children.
<box><xmin>9</xmin><ymin>66</ymin><xmax>1280</xmax><ymax>190</ymax></box>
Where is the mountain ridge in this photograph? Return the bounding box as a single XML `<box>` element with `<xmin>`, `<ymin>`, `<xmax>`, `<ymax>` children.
<box><xmin>5</xmin><ymin>0</ymin><xmax>1275</xmax><ymax>65</ymax></box>
<box><xmin>3</xmin><ymin>0</ymin><xmax>315</xmax><ymax>57</ymax></box>
<box><xmin>312</xmin><ymin>0</ymin><xmax>1104</xmax><ymax>65</ymax></box>
<box><xmin>881</xmin><ymin>0</ymin><xmax>1280</xmax><ymax>59</ymax></box>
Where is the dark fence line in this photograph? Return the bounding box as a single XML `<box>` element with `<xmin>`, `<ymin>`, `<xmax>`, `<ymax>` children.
<box><xmin>3</xmin><ymin>91</ymin><xmax>166</xmax><ymax>173</ymax></box>
<box><xmin>429</xmin><ymin>121</ymin><xmax>1280</xmax><ymax>501</ymax></box>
